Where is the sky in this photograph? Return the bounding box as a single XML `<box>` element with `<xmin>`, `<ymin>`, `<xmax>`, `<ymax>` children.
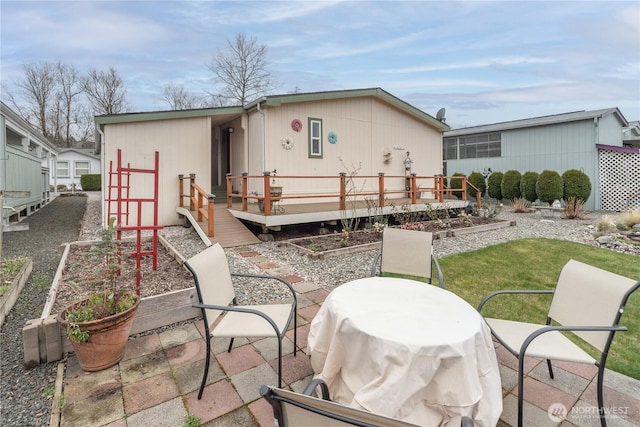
<box><xmin>1</xmin><ymin>0</ymin><xmax>639</xmax><ymax>129</ymax></box>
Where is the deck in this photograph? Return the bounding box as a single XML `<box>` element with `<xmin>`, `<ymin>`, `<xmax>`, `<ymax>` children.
<box><xmin>226</xmin><ymin>197</ymin><xmax>469</xmax><ymax>230</ymax></box>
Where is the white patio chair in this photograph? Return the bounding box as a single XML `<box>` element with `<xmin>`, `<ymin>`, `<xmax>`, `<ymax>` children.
<box><xmin>260</xmin><ymin>380</ymin><xmax>475</xmax><ymax>427</ymax></box>
<box><xmin>370</xmin><ymin>227</ymin><xmax>444</xmax><ymax>287</ymax></box>
<box><xmin>185</xmin><ymin>243</ymin><xmax>297</xmax><ymax>399</ymax></box>
<box><xmin>478</xmin><ymin>259</ymin><xmax>640</xmax><ymax>427</ymax></box>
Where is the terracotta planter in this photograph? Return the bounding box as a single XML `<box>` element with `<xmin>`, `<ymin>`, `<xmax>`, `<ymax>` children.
<box><xmin>57</xmin><ymin>297</ymin><xmax>140</xmax><ymax>372</ymax></box>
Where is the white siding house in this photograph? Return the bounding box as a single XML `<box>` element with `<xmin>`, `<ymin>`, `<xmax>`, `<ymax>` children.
<box><xmin>443</xmin><ymin>108</ymin><xmax>636</xmax><ymax>211</ymax></box>
<box><xmin>94</xmin><ymin>88</ymin><xmax>450</xmax><ymax>227</ymax></box>
<box><xmin>53</xmin><ymin>148</ymin><xmax>101</xmax><ymax>191</ymax></box>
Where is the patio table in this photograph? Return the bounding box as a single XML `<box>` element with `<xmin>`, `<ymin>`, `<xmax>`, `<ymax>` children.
<box><xmin>307</xmin><ymin>277</ymin><xmax>502</xmax><ymax>426</ymax></box>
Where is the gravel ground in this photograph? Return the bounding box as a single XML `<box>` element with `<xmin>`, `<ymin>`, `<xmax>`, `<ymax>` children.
<box><xmin>1</xmin><ymin>194</ymin><xmax>86</xmax><ymax>427</ymax></box>
<box><xmin>0</xmin><ymin>193</ymin><xmax>637</xmax><ymax>426</ymax></box>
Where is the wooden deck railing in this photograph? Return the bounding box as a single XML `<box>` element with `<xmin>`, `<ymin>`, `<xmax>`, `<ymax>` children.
<box><xmin>225</xmin><ymin>172</ymin><xmax>482</xmax><ymax>216</ymax></box>
<box><xmin>178</xmin><ymin>174</ymin><xmax>215</xmax><ymax>237</ymax></box>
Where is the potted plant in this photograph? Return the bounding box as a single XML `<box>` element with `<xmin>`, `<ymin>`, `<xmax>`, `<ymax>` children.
<box><xmin>57</xmin><ymin>218</ymin><xmax>140</xmax><ymax>371</ymax></box>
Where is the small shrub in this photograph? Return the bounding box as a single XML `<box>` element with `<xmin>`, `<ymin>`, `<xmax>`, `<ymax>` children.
<box><xmin>448</xmin><ymin>173</ymin><xmax>465</xmax><ymax>198</ymax></box>
<box><xmin>487</xmin><ymin>171</ymin><xmax>504</xmax><ymax>201</ymax></box>
<box><xmin>520</xmin><ymin>171</ymin><xmax>539</xmax><ymax>202</ymax></box>
<box><xmin>512</xmin><ymin>198</ymin><xmax>530</xmax><ymax>213</ymax></box>
<box><xmin>472</xmin><ymin>198</ymin><xmax>501</xmax><ymax>218</ymax></box>
<box><xmin>536</xmin><ymin>170</ymin><xmax>563</xmax><ymax>204</ymax></box>
<box><xmin>618</xmin><ymin>208</ymin><xmax>640</xmax><ymax>228</ymax></box>
<box><xmin>80</xmin><ymin>174</ymin><xmax>101</xmax><ymax>191</ymax></box>
<box><xmin>564</xmin><ymin>196</ymin><xmax>587</xmax><ymax>219</ymax></box>
<box><xmin>57</xmin><ymin>184</ymin><xmax>68</xmax><ymax>192</ymax></box>
<box><xmin>467</xmin><ymin>172</ymin><xmax>486</xmax><ymax>198</ymax></box>
<box><xmin>596</xmin><ymin>215</ymin><xmax>617</xmax><ymax>233</ymax></box>
<box><xmin>562</xmin><ymin>169</ymin><xmax>591</xmax><ymax>202</ymax></box>
<box><xmin>501</xmin><ymin>170</ymin><xmax>522</xmax><ymax>200</ymax></box>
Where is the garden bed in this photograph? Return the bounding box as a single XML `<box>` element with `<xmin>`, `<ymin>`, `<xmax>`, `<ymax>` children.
<box><xmin>24</xmin><ymin>235</ymin><xmax>200</xmax><ymax>367</ymax></box>
<box><xmin>285</xmin><ymin>218</ymin><xmax>516</xmax><ymax>259</ymax></box>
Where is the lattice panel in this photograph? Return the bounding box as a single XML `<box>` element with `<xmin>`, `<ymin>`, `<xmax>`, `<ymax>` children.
<box><xmin>599</xmin><ymin>148</ymin><xmax>640</xmax><ymax>211</ymax></box>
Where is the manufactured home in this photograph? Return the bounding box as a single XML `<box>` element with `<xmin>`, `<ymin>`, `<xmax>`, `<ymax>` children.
<box><xmin>95</xmin><ymin>88</ymin><xmax>456</xmax><ymax>234</ymax></box>
<box><xmin>1</xmin><ymin>101</ymin><xmax>57</xmax><ymax>226</ymax></box>
<box><xmin>443</xmin><ymin>108</ymin><xmax>639</xmax><ymax>211</ymax></box>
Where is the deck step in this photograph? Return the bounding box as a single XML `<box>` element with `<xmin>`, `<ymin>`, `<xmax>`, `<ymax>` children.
<box><xmin>176</xmin><ymin>204</ymin><xmax>260</xmax><ymax>248</ymax></box>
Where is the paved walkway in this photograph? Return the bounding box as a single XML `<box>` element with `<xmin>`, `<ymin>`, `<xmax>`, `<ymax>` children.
<box><xmin>52</xmin><ymin>251</ymin><xmax>640</xmax><ymax>427</ymax></box>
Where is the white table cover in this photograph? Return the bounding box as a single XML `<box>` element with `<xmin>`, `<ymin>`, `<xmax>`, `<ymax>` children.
<box><xmin>307</xmin><ymin>277</ymin><xmax>502</xmax><ymax>427</ymax></box>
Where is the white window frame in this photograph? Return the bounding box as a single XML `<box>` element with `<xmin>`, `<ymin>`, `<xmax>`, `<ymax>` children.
<box><xmin>74</xmin><ymin>161</ymin><xmax>90</xmax><ymax>177</ymax></box>
<box><xmin>56</xmin><ymin>161</ymin><xmax>70</xmax><ymax>178</ymax></box>
<box><xmin>308</xmin><ymin>118</ymin><xmax>323</xmax><ymax>158</ymax></box>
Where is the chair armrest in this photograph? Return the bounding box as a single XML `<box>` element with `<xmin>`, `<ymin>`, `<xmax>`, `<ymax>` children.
<box><xmin>231</xmin><ymin>272</ymin><xmax>298</xmax><ymax>304</ymax></box>
<box><xmin>478</xmin><ymin>289</ymin><xmax>553</xmax><ymax>313</ymax></box>
<box><xmin>519</xmin><ymin>325</ymin><xmax>628</xmax><ymax>356</ymax></box>
<box><xmin>302</xmin><ymin>378</ymin><xmax>331</xmax><ymax>400</ymax></box>
<box><xmin>370</xmin><ymin>252</ymin><xmax>381</xmax><ymax>277</ymax></box>
<box><xmin>432</xmin><ymin>257</ymin><xmax>444</xmax><ymax>288</ymax></box>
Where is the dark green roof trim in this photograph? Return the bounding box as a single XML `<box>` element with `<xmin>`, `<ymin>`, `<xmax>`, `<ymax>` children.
<box><xmin>94</xmin><ymin>105</ymin><xmax>246</xmax><ymax>125</ymax></box>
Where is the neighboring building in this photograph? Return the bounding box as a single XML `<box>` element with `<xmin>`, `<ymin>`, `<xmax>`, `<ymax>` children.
<box><xmin>53</xmin><ymin>148</ymin><xmax>101</xmax><ymax>191</ymax></box>
<box><xmin>95</xmin><ymin>88</ymin><xmax>450</xmax><ymax>227</ymax></box>
<box><xmin>1</xmin><ymin>101</ymin><xmax>58</xmax><ymax>226</ymax></box>
<box><xmin>443</xmin><ymin>108</ymin><xmax>639</xmax><ymax>211</ymax></box>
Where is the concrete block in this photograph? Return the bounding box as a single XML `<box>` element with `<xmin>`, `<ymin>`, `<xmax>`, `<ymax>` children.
<box><xmin>43</xmin><ymin>315</ymin><xmax>63</xmax><ymax>363</ymax></box>
<box><xmin>22</xmin><ymin>318</ymin><xmax>41</xmax><ymax>368</ymax></box>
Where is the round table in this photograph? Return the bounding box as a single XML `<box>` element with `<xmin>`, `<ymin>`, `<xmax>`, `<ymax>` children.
<box><xmin>307</xmin><ymin>277</ymin><xmax>502</xmax><ymax>426</ymax></box>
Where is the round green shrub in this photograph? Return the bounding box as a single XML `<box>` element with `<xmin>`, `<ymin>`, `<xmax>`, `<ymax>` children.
<box><xmin>487</xmin><ymin>171</ymin><xmax>504</xmax><ymax>200</ymax></box>
<box><xmin>520</xmin><ymin>171</ymin><xmax>539</xmax><ymax>202</ymax></box>
<box><xmin>562</xmin><ymin>169</ymin><xmax>591</xmax><ymax>202</ymax></box>
<box><xmin>536</xmin><ymin>170</ymin><xmax>563</xmax><ymax>203</ymax></box>
<box><xmin>501</xmin><ymin>170</ymin><xmax>521</xmax><ymax>200</ymax></box>
<box><xmin>467</xmin><ymin>172</ymin><xmax>486</xmax><ymax>198</ymax></box>
<box><xmin>448</xmin><ymin>173</ymin><xmax>465</xmax><ymax>198</ymax></box>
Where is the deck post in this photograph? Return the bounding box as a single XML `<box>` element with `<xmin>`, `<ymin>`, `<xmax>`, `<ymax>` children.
<box><xmin>189</xmin><ymin>173</ymin><xmax>196</xmax><ymax>211</ymax></box>
<box><xmin>241</xmin><ymin>173</ymin><xmax>248</xmax><ymax>211</ymax></box>
<box><xmin>435</xmin><ymin>175</ymin><xmax>445</xmax><ymax>202</ymax></box>
<box><xmin>178</xmin><ymin>174</ymin><xmax>184</xmax><ymax>207</ymax></box>
<box><xmin>207</xmin><ymin>194</ymin><xmax>215</xmax><ymax>237</ymax></box>
<box><xmin>339</xmin><ymin>173</ymin><xmax>347</xmax><ymax>210</ymax></box>
<box><xmin>410</xmin><ymin>173</ymin><xmax>417</xmax><ymax>204</ymax></box>
<box><xmin>263</xmin><ymin>172</ymin><xmax>272</xmax><ymax>215</ymax></box>
<box><xmin>461</xmin><ymin>178</ymin><xmax>467</xmax><ymax>201</ymax></box>
<box><xmin>377</xmin><ymin>173</ymin><xmax>385</xmax><ymax>207</ymax></box>
<box><xmin>226</xmin><ymin>173</ymin><xmax>233</xmax><ymax>208</ymax></box>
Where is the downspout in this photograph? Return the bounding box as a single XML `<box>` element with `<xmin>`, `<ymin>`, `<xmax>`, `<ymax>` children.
<box><xmin>256</xmin><ymin>101</ymin><xmax>265</xmax><ymax>172</ymax></box>
<box><xmin>96</xmin><ymin>124</ymin><xmax>107</xmax><ymax>227</ymax></box>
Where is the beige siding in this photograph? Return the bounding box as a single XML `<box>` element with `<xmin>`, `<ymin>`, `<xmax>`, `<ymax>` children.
<box><xmin>250</xmin><ymin>98</ymin><xmax>442</xmax><ymax>200</ymax></box>
<box><xmin>103</xmin><ymin>117</ymin><xmax>211</xmax><ymax>226</ymax></box>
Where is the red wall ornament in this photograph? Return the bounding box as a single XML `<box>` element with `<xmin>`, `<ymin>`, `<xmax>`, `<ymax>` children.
<box><xmin>291</xmin><ymin>119</ymin><xmax>303</xmax><ymax>132</ymax></box>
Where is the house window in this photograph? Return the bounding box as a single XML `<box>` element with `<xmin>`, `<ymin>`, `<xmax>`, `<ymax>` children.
<box><xmin>308</xmin><ymin>118</ymin><xmax>322</xmax><ymax>158</ymax></box>
<box><xmin>56</xmin><ymin>161</ymin><xmax>70</xmax><ymax>178</ymax></box>
<box><xmin>74</xmin><ymin>161</ymin><xmax>90</xmax><ymax>177</ymax></box>
<box><xmin>443</xmin><ymin>133</ymin><xmax>501</xmax><ymax>160</ymax></box>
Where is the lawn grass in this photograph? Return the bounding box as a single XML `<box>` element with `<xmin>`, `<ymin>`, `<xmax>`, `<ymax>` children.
<box><xmin>438</xmin><ymin>238</ymin><xmax>640</xmax><ymax>380</ymax></box>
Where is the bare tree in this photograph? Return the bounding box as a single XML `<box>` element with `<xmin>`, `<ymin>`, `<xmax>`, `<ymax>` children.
<box><xmin>54</xmin><ymin>62</ymin><xmax>84</xmax><ymax>147</ymax></box>
<box><xmin>6</xmin><ymin>62</ymin><xmax>57</xmax><ymax>137</ymax></box>
<box><xmin>208</xmin><ymin>33</ymin><xmax>273</xmax><ymax>106</ymax></box>
<box><xmin>82</xmin><ymin>67</ymin><xmax>129</xmax><ymax>115</ymax></box>
<box><xmin>160</xmin><ymin>83</ymin><xmax>205</xmax><ymax>110</ymax></box>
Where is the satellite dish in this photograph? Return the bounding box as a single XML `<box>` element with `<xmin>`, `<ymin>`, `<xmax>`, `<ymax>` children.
<box><xmin>436</xmin><ymin>108</ymin><xmax>446</xmax><ymax>123</ymax></box>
